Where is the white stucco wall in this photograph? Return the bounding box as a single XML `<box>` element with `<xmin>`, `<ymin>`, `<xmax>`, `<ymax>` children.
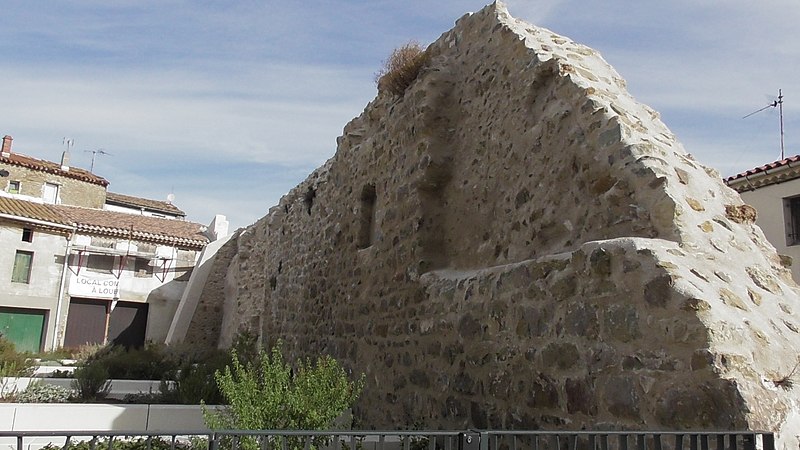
<box><xmin>65</xmin><ymin>237</ymin><xmax>199</xmax><ymax>344</ymax></box>
<box><xmin>738</xmin><ymin>178</ymin><xmax>800</xmax><ymax>282</ymax></box>
<box><xmin>0</xmin><ymin>220</ymin><xmax>69</xmax><ymax>351</ymax></box>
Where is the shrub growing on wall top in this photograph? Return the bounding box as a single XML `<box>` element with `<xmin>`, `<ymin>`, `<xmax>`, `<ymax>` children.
<box><xmin>375</xmin><ymin>41</ymin><xmax>430</xmax><ymax>97</ymax></box>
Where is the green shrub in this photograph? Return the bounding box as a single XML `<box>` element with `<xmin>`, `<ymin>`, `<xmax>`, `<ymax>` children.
<box><xmin>71</xmin><ymin>343</ymin><xmax>107</xmax><ymax>363</ymax></box>
<box><xmin>87</xmin><ymin>343</ymin><xmax>177</xmax><ymax>380</ymax></box>
<box><xmin>42</xmin><ymin>436</ymin><xmax>203</xmax><ymax>450</ymax></box>
<box><xmin>156</xmin><ymin>332</ymin><xmax>257</xmax><ymax>405</ymax></box>
<box><xmin>29</xmin><ymin>347</ymin><xmax>74</xmax><ymax>361</ymax></box>
<box><xmin>0</xmin><ymin>335</ymin><xmax>33</xmax><ymax>400</ymax></box>
<box><xmin>49</xmin><ymin>369</ymin><xmax>73</xmax><ymax>378</ymax></box>
<box><xmin>0</xmin><ymin>335</ymin><xmax>33</xmax><ymax>377</ymax></box>
<box><xmin>160</xmin><ymin>350</ymin><xmax>230</xmax><ymax>405</ymax></box>
<box><xmin>16</xmin><ymin>382</ymin><xmax>73</xmax><ymax>403</ymax></box>
<box><xmin>71</xmin><ymin>361</ymin><xmax>111</xmax><ymax>401</ymax></box>
<box><xmin>204</xmin><ymin>342</ymin><xmax>364</xmax><ymax>434</ymax></box>
<box><xmin>375</xmin><ymin>41</ymin><xmax>430</xmax><ymax>97</ymax></box>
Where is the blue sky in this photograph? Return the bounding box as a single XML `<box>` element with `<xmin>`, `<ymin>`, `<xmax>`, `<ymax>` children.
<box><xmin>1</xmin><ymin>1</ymin><xmax>798</xmax><ymax>229</ymax></box>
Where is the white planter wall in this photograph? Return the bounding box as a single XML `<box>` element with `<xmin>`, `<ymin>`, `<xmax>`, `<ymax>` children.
<box><xmin>0</xmin><ymin>403</ymin><xmax>217</xmax><ymax>432</ymax></box>
<box><xmin>0</xmin><ymin>403</ymin><xmax>217</xmax><ymax>450</ymax></box>
<box><xmin>2</xmin><ymin>377</ymin><xmax>167</xmax><ymax>400</ymax></box>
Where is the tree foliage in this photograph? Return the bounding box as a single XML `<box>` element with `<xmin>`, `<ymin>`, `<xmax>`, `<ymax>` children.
<box><xmin>204</xmin><ymin>343</ymin><xmax>364</xmax><ymax>432</ymax></box>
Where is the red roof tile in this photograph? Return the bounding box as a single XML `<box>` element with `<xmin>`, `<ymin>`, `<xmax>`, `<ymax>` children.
<box><xmin>724</xmin><ymin>155</ymin><xmax>800</xmax><ymax>184</ymax></box>
<box><xmin>0</xmin><ymin>196</ymin><xmax>72</xmax><ymax>227</ymax></box>
<box><xmin>0</xmin><ymin>152</ymin><xmax>109</xmax><ymax>186</ymax></box>
<box><xmin>0</xmin><ymin>196</ymin><xmax>207</xmax><ymax>248</ymax></box>
<box><xmin>55</xmin><ymin>204</ymin><xmax>208</xmax><ymax>248</ymax></box>
<box><xmin>105</xmin><ymin>192</ymin><xmax>185</xmax><ymax>217</ymax></box>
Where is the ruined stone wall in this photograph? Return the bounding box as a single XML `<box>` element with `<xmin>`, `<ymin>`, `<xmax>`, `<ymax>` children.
<box><xmin>185</xmin><ymin>2</ymin><xmax>800</xmax><ymax>446</ymax></box>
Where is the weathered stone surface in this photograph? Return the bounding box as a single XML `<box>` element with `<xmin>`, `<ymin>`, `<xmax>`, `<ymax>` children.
<box><xmin>654</xmin><ymin>381</ymin><xmax>748</xmax><ymax>429</ymax></box>
<box><xmin>180</xmin><ymin>2</ymin><xmax>800</xmax><ymax>447</ymax></box>
<box><xmin>726</xmin><ymin>204</ymin><xmax>758</xmax><ymax>224</ymax></box>
<box><xmin>604</xmin><ymin>376</ymin><xmax>640</xmax><ymax>419</ymax></box>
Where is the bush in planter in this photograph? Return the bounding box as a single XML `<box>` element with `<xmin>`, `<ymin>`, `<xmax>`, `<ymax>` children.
<box><xmin>87</xmin><ymin>343</ymin><xmax>177</xmax><ymax>380</ymax></box>
<box><xmin>158</xmin><ymin>333</ymin><xmax>257</xmax><ymax>405</ymax></box>
<box><xmin>42</xmin><ymin>437</ymin><xmax>202</xmax><ymax>450</ymax></box>
<box><xmin>0</xmin><ymin>335</ymin><xmax>32</xmax><ymax>377</ymax></box>
<box><xmin>204</xmin><ymin>342</ymin><xmax>364</xmax><ymax>435</ymax></box>
<box><xmin>159</xmin><ymin>350</ymin><xmax>230</xmax><ymax>405</ymax></box>
<box><xmin>72</xmin><ymin>361</ymin><xmax>111</xmax><ymax>401</ymax></box>
<box><xmin>0</xmin><ymin>335</ymin><xmax>34</xmax><ymax>401</ymax></box>
<box><xmin>71</xmin><ymin>342</ymin><xmax>106</xmax><ymax>363</ymax></box>
<box><xmin>16</xmin><ymin>382</ymin><xmax>73</xmax><ymax>403</ymax></box>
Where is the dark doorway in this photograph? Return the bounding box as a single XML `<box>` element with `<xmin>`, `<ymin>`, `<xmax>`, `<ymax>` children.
<box><xmin>108</xmin><ymin>301</ymin><xmax>148</xmax><ymax>348</ymax></box>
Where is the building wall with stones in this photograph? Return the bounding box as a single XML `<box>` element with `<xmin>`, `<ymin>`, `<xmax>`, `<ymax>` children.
<box><xmin>0</xmin><ymin>163</ymin><xmax>107</xmax><ymax>208</ymax></box>
<box><xmin>183</xmin><ymin>2</ymin><xmax>800</xmax><ymax>446</ymax></box>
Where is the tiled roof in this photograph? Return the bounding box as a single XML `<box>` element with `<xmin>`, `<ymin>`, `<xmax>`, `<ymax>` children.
<box><xmin>0</xmin><ymin>196</ymin><xmax>208</xmax><ymax>248</ymax></box>
<box><xmin>0</xmin><ymin>196</ymin><xmax>73</xmax><ymax>227</ymax></box>
<box><xmin>105</xmin><ymin>192</ymin><xmax>185</xmax><ymax>217</ymax></box>
<box><xmin>0</xmin><ymin>151</ymin><xmax>109</xmax><ymax>186</ymax></box>
<box><xmin>724</xmin><ymin>155</ymin><xmax>800</xmax><ymax>192</ymax></box>
<box><xmin>55</xmin><ymin>205</ymin><xmax>208</xmax><ymax>249</ymax></box>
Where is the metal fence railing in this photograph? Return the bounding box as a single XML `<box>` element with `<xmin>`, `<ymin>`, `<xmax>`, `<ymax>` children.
<box><xmin>0</xmin><ymin>430</ymin><xmax>776</xmax><ymax>450</ymax></box>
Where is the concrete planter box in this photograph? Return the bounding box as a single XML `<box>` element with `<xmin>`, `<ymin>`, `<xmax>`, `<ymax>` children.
<box><xmin>2</xmin><ymin>377</ymin><xmax>167</xmax><ymax>400</ymax></box>
<box><xmin>0</xmin><ymin>403</ymin><xmax>217</xmax><ymax>431</ymax></box>
<box><xmin>0</xmin><ymin>403</ymin><xmax>219</xmax><ymax>450</ymax></box>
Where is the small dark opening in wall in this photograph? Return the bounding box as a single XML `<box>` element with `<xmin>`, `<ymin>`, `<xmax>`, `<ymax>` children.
<box><xmin>358</xmin><ymin>184</ymin><xmax>377</xmax><ymax>249</ymax></box>
<box><xmin>21</xmin><ymin>228</ymin><xmax>33</xmax><ymax>243</ymax></box>
<box><xmin>303</xmin><ymin>187</ymin><xmax>316</xmax><ymax>215</ymax></box>
<box><xmin>787</xmin><ymin>196</ymin><xmax>800</xmax><ymax>246</ymax></box>
<box><xmin>269</xmin><ymin>275</ymin><xmax>277</xmax><ymax>291</ymax></box>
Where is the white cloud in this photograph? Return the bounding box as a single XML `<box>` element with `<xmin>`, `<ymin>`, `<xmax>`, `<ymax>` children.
<box><xmin>2</xmin><ymin>0</ymin><xmax>800</xmax><ymax>227</ymax></box>
<box><xmin>0</xmin><ymin>61</ymin><xmax>375</xmax><ymax>165</ymax></box>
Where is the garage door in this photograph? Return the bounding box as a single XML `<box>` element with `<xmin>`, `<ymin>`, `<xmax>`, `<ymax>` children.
<box><xmin>63</xmin><ymin>298</ymin><xmax>107</xmax><ymax>348</ymax></box>
<box><xmin>63</xmin><ymin>298</ymin><xmax>148</xmax><ymax>348</ymax></box>
<box><xmin>0</xmin><ymin>307</ymin><xmax>46</xmax><ymax>353</ymax></box>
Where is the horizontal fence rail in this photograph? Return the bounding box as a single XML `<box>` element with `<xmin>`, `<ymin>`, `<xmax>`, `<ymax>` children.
<box><xmin>0</xmin><ymin>430</ymin><xmax>775</xmax><ymax>450</ymax></box>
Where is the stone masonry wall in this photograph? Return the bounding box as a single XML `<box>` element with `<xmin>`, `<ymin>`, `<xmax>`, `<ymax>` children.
<box><xmin>184</xmin><ymin>2</ymin><xmax>800</xmax><ymax>446</ymax></box>
<box><xmin>0</xmin><ymin>162</ymin><xmax>106</xmax><ymax>208</ymax></box>
<box><xmin>184</xmin><ymin>232</ymin><xmax>242</xmax><ymax>349</ymax></box>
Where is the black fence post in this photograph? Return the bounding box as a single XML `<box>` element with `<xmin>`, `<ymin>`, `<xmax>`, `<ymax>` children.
<box><xmin>459</xmin><ymin>432</ymin><xmax>481</xmax><ymax>450</ymax></box>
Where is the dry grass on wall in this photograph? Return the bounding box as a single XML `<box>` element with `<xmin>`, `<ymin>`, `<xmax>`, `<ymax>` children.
<box><xmin>375</xmin><ymin>41</ymin><xmax>430</xmax><ymax>97</ymax></box>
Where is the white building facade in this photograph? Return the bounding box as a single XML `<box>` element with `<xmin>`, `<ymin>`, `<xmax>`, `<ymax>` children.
<box><xmin>0</xmin><ymin>134</ymin><xmax>227</xmax><ymax>351</ymax></box>
<box><xmin>725</xmin><ymin>155</ymin><xmax>800</xmax><ymax>282</ymax></box>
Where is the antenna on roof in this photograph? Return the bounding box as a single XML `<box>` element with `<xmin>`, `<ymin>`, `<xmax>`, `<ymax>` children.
<box><xmin>84</xmin><ymin>148</ymin><xmax>112</xmax><ymax>173</ymax></box>
<box><xmin>743</xmin><ymin>89</ymin><xmax>785</xmax><ymax>160</ymax></box>
<box><xmin>62</xmin><ymin>138</ymin><xmax>74</xmax><ymax>153</ymax></box>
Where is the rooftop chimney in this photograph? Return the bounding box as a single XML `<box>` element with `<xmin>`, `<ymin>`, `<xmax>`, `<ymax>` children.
<box><xmin>1</xmin><ymin>135</ymin><xmax>11</xmax><ymax>157</ymax></box>
<box><xmin>61</xmin><ymin>151</ymin><xmax>70</xmax><ymax>171</ymax></box>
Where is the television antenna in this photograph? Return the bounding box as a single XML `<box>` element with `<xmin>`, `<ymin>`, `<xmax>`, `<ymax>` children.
<box><xmin>84</xmin><ymin>148</ymin><xmax>112</xmax><ymax>173</ymax></box>
<box><xmin>743</xmin><ymin>89</ymin><xmax>785</xmax><ymax>159</ymax></box>
<box><xmin>62</xmin><ymin>138</ymin><xmax>74</xmax><ymax>153</ymax></box>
